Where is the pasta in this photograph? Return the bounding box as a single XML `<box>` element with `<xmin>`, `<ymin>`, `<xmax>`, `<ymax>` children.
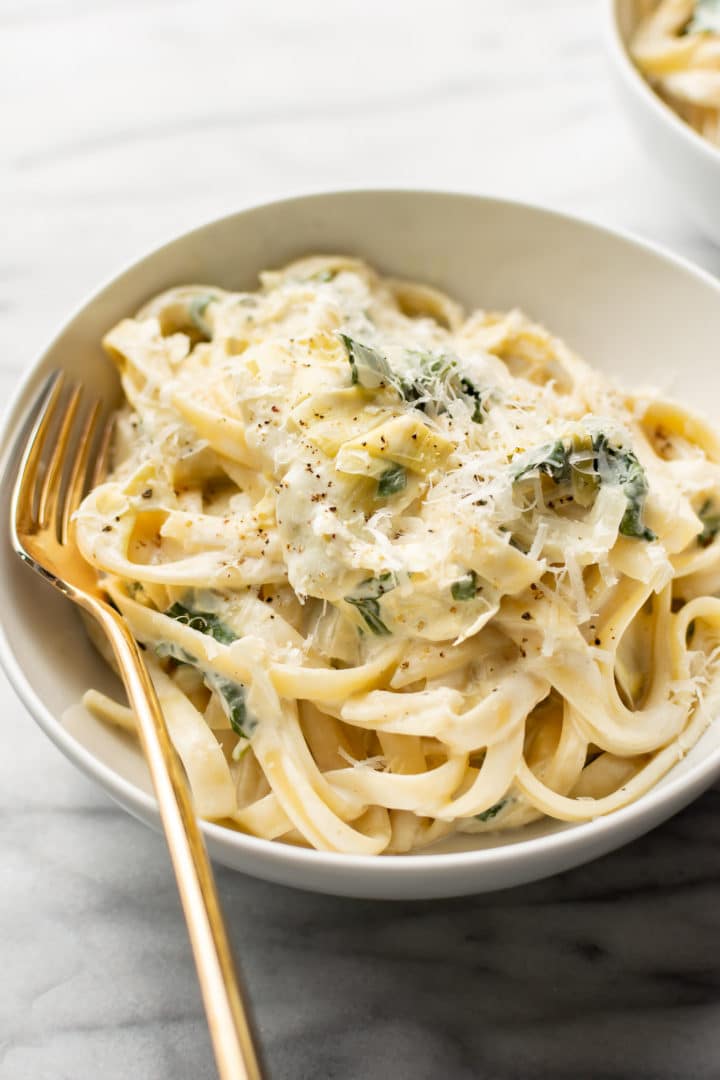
<box><xmin>630</xmin><ymin>0</ymin><xmax>720</xmax><ymax>146</ymax></box>
<box><xmin>74</xmin><ymin>254</ymin><xmax>720</xmax><ymax>854</ymax></box>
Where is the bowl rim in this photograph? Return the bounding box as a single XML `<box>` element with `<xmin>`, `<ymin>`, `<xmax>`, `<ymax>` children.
<box><xmin>4</xmin><ymin>186</ymin><xmax>720</xmax><ymax>879</ymax></box>
<box><xmin>604</xmin><ymin>0</ymin><xmax>720</xmax><ymax>167</ymax></box>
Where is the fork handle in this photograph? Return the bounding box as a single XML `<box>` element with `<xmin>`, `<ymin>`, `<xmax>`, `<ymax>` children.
<box><xmin>94</xmin><ymin>602</ymin><xmax>266</xmax><ymax>1080</ymax></box>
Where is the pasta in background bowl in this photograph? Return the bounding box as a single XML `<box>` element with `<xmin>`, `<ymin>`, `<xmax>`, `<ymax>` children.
<box><xmin>631</xmin><ymin>0</ymin><xmax>720</xmax><ymax>146</ymax></box>
<box><xmin>3</xmin><ymin>190</ymin><xmax>720</xmax><ymax>898</ymax></box>
<box><xmin>607</xmin><ymin>0</ymin><xmax>720</xmax><ymax>243</ymax></box>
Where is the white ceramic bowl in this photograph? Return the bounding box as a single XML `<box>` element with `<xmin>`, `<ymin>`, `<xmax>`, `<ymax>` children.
<box><xmin>606</xmin><ymin>0</ymin><xmax>720</xmax><ymax>243</ymax></box>
<box><xmin>3</xmin><ymin>190</ymin><xmax>720</xmax><ymax>900</ymax></box>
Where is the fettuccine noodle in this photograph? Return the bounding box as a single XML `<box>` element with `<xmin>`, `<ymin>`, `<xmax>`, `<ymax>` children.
<box><xmin>631</xmin><ymin>0</ymin><xmax>720</xmax><ymax>146</ymax></box>
<box><xmin>74</xmin><ymin>255</ymin><xmax>720</xmax><ymax>854</ymax></box>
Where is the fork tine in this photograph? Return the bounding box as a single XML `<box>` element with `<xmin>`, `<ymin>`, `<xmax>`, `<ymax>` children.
<box><xmin>91</xmin><ymin>412</ymin><xmax>115</xmax><ymax>489</ymax></box>
<box><xmin>61</xmin><ymin>400</ymin><xmax>102</xmax><ymax>544</ymax></box>
<box><xmin>11</xmin><ymin>372</ymin><xmax>65</xmax><ymax>537</ymax></box>
<box><xmin>36</xmin><ymin>381</ymin><xmax>83</xmax><ymax>532</ymax></box>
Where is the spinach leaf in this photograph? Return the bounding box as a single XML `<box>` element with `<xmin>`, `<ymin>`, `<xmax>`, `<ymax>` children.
<box><xmin>344</xmin><ymin>572</ymin><xmax>397</xmax><ymax>636</ymax></box>
<box><xmin>397</xmin><ymin>350</ymin><xmax>456</xmax><ymax>407</ymax></box>
<box><xmin>165</xmin><ymin>602</ymin><xmax>239</xmax><ymax>645</ymax></box>
<box><xmin>513</xmin><ymin>433</ymin><xmax>655</xmax><ymax>541</ymax></box>
<box><xmin>188</xmin><ymin>293</ymin><xmax>218</xmax><ymax>338</ymax></box>
<box><xmin>345</xmin><ymin>598</ymin><xmax>391</xmax><ymax>635</ymax></box>
<box><xmin>160</xmin><ymin>603</ymin><xmax>253</xmax><ymax>738</ymax></box>
<box><xmin>592</xmin><ymin>434</ymin><xmax>655</xmax><ymax>541</ymax></box>
<box><xmin>350</xmin><ymin>572</ymin><xmax>397</xmax><ymax>597</ymax></box>
<box><xmin>514</xmin><ymin>439</ymin><xmax>572</xmax><ymax>485</ymax></box>
<box><xmin>697</xmin><ymin>497</ymin><xmax>720</xmax><ymax>547</ymax></box>
<box><xmin>400</xmin><ymin>352</ymin><xmax>488</xmax><ymax>423</ymax></box>
<box><xmin>205</xmin><ymin>671</ymin><xmax>254</xmax><ymax>738</ymax></box>
<box><xmin>475</xmin><ymin>798</ymin><xmax>508</xmax><ymax>822</ymax></box>
<box><xmin>338</xmin><ymin>336</ymin><xmax>488</xmax><ymax>421</ymax></box>
<box><xmin>339</xmin><ymin>334</ymin><xmax>394</xmax><ymax>389</ymax></box>
<box><xmin>451</xmin><ymin>570</ymin><xmax>479</xmax><ymax>601</ymax></box>
<box><xmin>155</xmin><ymin>641</ymin><xmax>196</xmax><ymax>664</ymax></box>
<box><xmin>459</xmin><ymin>377</ymin><xmax>487</xmax><ymax>423</ymax></box>
<box><xmin>377</xmin><ymin>463</ymin><xmax>407</xmax><ymax>498</ymax></box>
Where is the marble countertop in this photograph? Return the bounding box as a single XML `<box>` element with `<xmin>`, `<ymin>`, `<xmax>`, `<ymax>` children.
<box><xmin>3</xmin><ymin>1</ymin><xmax>720</xmax><ymax>1077</ymax></box>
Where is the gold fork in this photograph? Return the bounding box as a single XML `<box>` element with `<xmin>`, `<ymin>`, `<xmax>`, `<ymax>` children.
<box><xmin>10</xmin><ymin>371</ymin><xmax>266</xmax><ymax>1080</ymax></box>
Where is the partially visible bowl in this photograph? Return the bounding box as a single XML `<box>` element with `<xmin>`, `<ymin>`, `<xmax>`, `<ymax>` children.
<box><xmin>3</xmin><ymin>190</ymin><xmax>720</xmax><ymax>899</ymax></box>
<box><xmin>606</xmin><ymin>0</ymin><xmax>720</xmax><ymax>244</ymax></box>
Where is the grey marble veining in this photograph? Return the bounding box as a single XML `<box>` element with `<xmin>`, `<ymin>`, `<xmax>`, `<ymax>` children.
<box><xmin>3</xmin><ymin>1</ymin><xmax>720</xmax><ymax>1077</ymax></box>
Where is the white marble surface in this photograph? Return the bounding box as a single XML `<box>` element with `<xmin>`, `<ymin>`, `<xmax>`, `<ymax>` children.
<box><xmin>3</xmin><ymin>1</ymin><xmax>720</xmax><ymax>1077</ymax></box>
